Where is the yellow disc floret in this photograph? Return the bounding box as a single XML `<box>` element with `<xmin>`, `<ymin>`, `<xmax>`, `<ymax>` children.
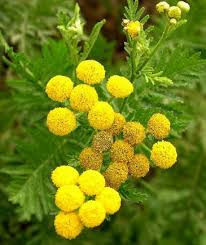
<box><xmin>151</xmin><ymin>141</ymin><xmax>177</xmax><ymax>169</ymax></box>
<box><xmin>92</xmin><ymin>131</ymin><xmax>113</xmax><ymax>152</ymax></box>
<box><xmin>107</xmin><ymin>112</ymin><xmax>126</xmax><ymax>136</ymax></box>
<box><xmin>125</xmin><ymin>21</ymin><xmax>141</xmax><ymax>38</ymax></box>
<box><xmin>106</xmin><ymin>75</ymin><xmax>134</xmax><ymax>98</ymax></box>
<box><xmin>156</xmin><ymin>1</ymin><xmax>170</xmax><ymax>13</ymax></box>
<box><xmin>147</xmin><ymin>113</ymin><xmax>171</xmax><ymax>139</ymax></box>
<box><xmin>123</xmin><ymin>122</ymin><xmax>145</xmax><ymax>146</ymax></box>
<box><xmin>47</xmin><ymin>107</ymin><xmax>76</xmax><ymax>136</ymax></box>
<box><xmin>76</xmin><ymin>60</ymin><xmax>105</xmax><ymax>85</ymax></box>
<box><xmin>70</xmin><ymin>84</ymin><xmax>98</xmax><ymax>112</ymax></box>
<box><xmin>54</xmin><ymin>211</ymin><xmax>83</xmax><ymax>239</ymax></box>
<box><xmin>79</xmin><ymin>200</ymin><xmax>106</xmax><ymax>228</ymax></box>
<box><xmin>88</xmin><ymin>102</ymin><xmax>115</xmax><ymax>130</ymax></box>
<box><xmin>96</xmin><ymin>187</ymin><xmax>121</xmax><ymax>214</ymax></box>
<box><xmin>80</xmin><ymin>147</ymin><xmax>103</xmax><ymax>170</ymax></box>
<box><xmin>55</xmin><ymin>185</ymin><xmax>85</xmax><ymax>212</ymax></box>
<box><xmin>128</xmin><ymin>154</ymin><xmax>150</xmax><ymax>178</ymax></box>
<box><xmin>45</xmin><ymin>75</ymin><xmax>74</xmax><ymax>102</ymax></box>
<box><xmin>104</xmin><ymin>162</ymin><xmax>128</xmax><ymax>190</ymax></box>
<box><xmin>177</xmin><ymin>1</ymin><xmax>190</xmax><ymax>13</ymax></box>
<box><xmin>51</xmin><ymin>165</ymin><xmax>79</xmax><ymax>187</ymax></box>
<box><xmin>168</xmin><ymin>6</ymin><xmax>182</xmax><ymax>19</ymax></box>
<box><xmin>78</xmin><ymin>170</ymin><xmax>105</xmax><ymax>196</ymax></box>
<box><xmin>111</xmin><ymin>140</ymin><xmax>134</xmax><ymax>163</ymax></box>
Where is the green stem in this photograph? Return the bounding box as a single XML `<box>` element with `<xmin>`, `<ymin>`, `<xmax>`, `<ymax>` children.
<box><xmin>141</xmin><ymin>143</ymin><xmax>151</xmax><ymax>154</ymax></box>
<box><xmin>120</xmin><ymin>97</ymin><xmax>128</xmax><ymax>113</ymax></box>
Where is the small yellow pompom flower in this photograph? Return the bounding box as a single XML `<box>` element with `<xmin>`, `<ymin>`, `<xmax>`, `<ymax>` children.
<box><xmin>156</xmin><ymin>2</ymin><xmax>170</xmax><ymax>13</ymax></box>
<box><xmin>47</xmin><ymin>108</ymin><xmax>76</xmax><ymax>136</ymax></box>
<box><xmin>54</xmin><ymin>211</ymin><xmax>83</xmax><ymax>240</ymax></box>
<box><xmin>79</xmin><ymin>200</ymin><xmax>106</xmax><ymax>228</ymax></box>
<box><xmin>92</xmin><ymin>131</ymin><xmax>113</xmax><ymax>152</ymax></box>
<box><xmin>170</xmin><ymin>18</ymin><xmax>177</xmax><ymax>25</ymax></box>
<box><xmin>107</xmin><ymin>112</ymin><xmax>126</xmax><ymax>136</ymax></box>
<box><xmin>106</xmin><ymin>75</ymin><xmax>134</xmax><ymax>98</ymax></box>
<box><xmin>51</xmin><ymin>165</ymin><xmax>79</xmax><ymax>187</ymax></box>
<box><xmin>147</xmin><ymin>113</ymin><xmax>171</xmax><ymax>139</ymax></box>
<box><xmin>88</xmin><ymin>102</ymin><xmax>115</xmax><ymax>130</ymax></box>
<box><xmin>111</xmin><ymin>140</ymin><xmax>134</xmax><ymax>163</ymax></box>
<box><xmin>70</xmin><ymin>84</ymin><xmax>98</xmax><ymax>112</ymax></box>
<box><xmin>177</xmin><ymin>1</ymin><xmax>190</xmax><ymax>13</ymax></box>
<box><xmin>76</xmin><ymin>60</ymin><xmax>105</xmax><ymax>85</ymax></box>
<box><xmin>45</xmin><ymin>75</ymin><xmax>74</xmax><ymax>102</ymax></box>
<box><xmin>128</xmin><ymin>154</ymin><xmax>150</xmax><ymax>178</ymax></box>
<box><xmin>55</xmin><ymin>185</ymin><xmax>85</xmax><ymax>212</ymax></box>
<box><xmin>151</xmin><ymin>141</ymin><xmax>177</xmax><ymax>169</ymax></box>
<box><xmin>80</xmin><ymin>147</ymin><xmax>103</xmax><ymax>170</ymax></box>
<box><xmin>78</xmin><ymin>170</ymin><xmax>105</xmax><ymax>196</ymax></box>
<box><xmin>125</xmin><ymin>21</ymin><xmax>141</xmax><ymax>38</ymax></box>
<box><xmin>168</xmin><ymin>6</ymin><xmax>182</xmax><ymax>19</ymax></box>
<box><xmin>104</xmin><ymin>162</ymin><xmax>128</xmax><ymax>190</ymax></box>
<box><xmin>96</xmin><ymin>187</ymin><xmax>121</xmax><ymax>214</ymax></box>
<box><xmin>123</xmin><ymin>122</ymin><xmax>145</xmax><ymax>146</ymax></box>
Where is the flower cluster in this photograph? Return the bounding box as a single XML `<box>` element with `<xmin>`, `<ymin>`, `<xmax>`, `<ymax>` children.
<box><xmin>51</xmin><ymin>167</ymin><xmax>121</xmax><ymax>239</ymax></box>
<box><xmin>122</xmin><ymin>19</ymin><xmax>141</xmax><ymax>38</ymax></box>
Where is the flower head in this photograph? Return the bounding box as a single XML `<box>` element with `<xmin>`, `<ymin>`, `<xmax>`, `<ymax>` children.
<box><xmin>55</xmin><ymin>185</ymin><xmax>85</xmax><ymax>212</ymax></box>
<box><xmin>80</xmin><ymin>147</ymin><xmax>103</xmax><ymax>170</ymax></box>
<box><xmin>76</xmin><ymin>60</ymin><xmax>105</xmax><ymax>85</ymax></box>
<box><xmin>123</xmin><ymin>122</ymin><xmax>145</xmax><ymax>145</ymax></box>
<box><xmin>147</xmin><ymin>113</ymin><xmax>170</xmax><ymax>139</ymax></box>
<box><xmin>125</xmin><ymin>21</ymin><xmax>141</xmax><ymax>38</ymax></box>
<box><xmin>151</xmin><ymin>141</ymin><xmax>177</xmax><ymax>169</ymax></box>
<box><xmin>78</xmin><ymin>170</ymin><xmax>105</xmax><ymax>196</ymax></box>
<box><xmin>47</xmin><ymin>107</ymin><xmax>76</xmax><ymax>136</ymax></box>
<box><xmin>79</xmin><ymin>200</ymin><xmax>106</xmax><ymax>228</ymax></box>
<box><xmin>92</xmin><ymin>131</ymin><xmax>113</xmax><ymax>152</ymax></box>
<box><xmin>128</xmin><ymin>154</ymin><xmax>150</xmax><ymax>178</ymax></box>
<box><xmin>106</xmin><ymin>75</ymin><xmax>134</xmax><ymax>98</ymax></box>
<box><xmin>111</xmin><ymin>140</ymin><xmax>134</xmax><ymax>163</ymax></box>
<box><xmin>51</xmin><ymin>165</ymin><xmax>79</xmax><ymax>187</ymax></box>
<box><xmin>54</xmin><ymin>211</ymin><xmax>83</xmax><ymax>239</ymax></box>
<box><xmin>177</xmin><ymin>1</ymin><xmax>190</xmax><ymax>13</ymax></box>
<box><xmin>45</xmin><ymin>75</ymin><xmax>74</xmax><ymax>102</ymax></box>
<box><xmin>170</xmin><ymin>18</ymin><xmax>177</xmax><ymax>25</ymax></box>
<box><xmin>88</xmin><ymin>102</ymin><xmax>115</xmax><ymax>130</ymax></box>
<box><xmin>107</xmin><ymin>112</ymin><xmax>126</xmax><ymax>136</ymax></box>
<box><xmin>156</xmin><ymin>1</ymin><xmax>170</xmax><ymax>13</ymax></box>
<box><xmin>168</xmin><ymin>6</ymin><xmax>182</xmax><ymax>19</ymax></box>
<box><xmin>96</xmin><ymin>187</ymin><xmax>121</xmax><ymax>214</ymax></box>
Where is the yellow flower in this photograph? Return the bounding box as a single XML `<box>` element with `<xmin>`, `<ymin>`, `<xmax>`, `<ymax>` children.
<box><xmin>107</xmin><ymin>112</ymin><xmax>126</xmax><ymax>136</ymax></box>
<box><xmin>70</xmin><ymin>84</ymin><xmax>98</xmax><ymax>112</ymax></box>
<box><xmin>96</xmin><ymin>187</ymin><xmax>121</xmax><ymax>214</ymax></box>
<box><xmin>54</xmin><ymin>211</ymin><xmax>83</xmax><ymax>239</ymax></box>
<box><xmin>76</xmin><ymin>60</ymin><xmax>105</xmax><ymax>85</ymax></box>
<box><xmin>170</xmin><ymin>18</ymin><xmax>177</xmax><ymax>25</ymax></box>
<box><xmin>125</xmin><ymin>21</ymin><xmax>141</xmax><ymax>38</ymax></box>
<box><xmin>80</xmin><ymin>147</ymin><xmax>103</xmax><ymax>170</ymax></box>
<box><xmin>88</xmin><ymin>102</ymin><xmax>115</xmax><ymax>130</ymax></box>
<box><xmin>123</xmin><ymin>122</ymin><xmax>146</xmax><ymax>145</ymax></box>
<box><xmin>78</xmin><ymin>170</ymin><xmax>105</xmax><ymax>196</ymax></box>
<box><xmin>92</xmin><ymin>131</ymin><xmax>113</xmax><ymax>152</ymax></box>
<box><xmin>51</xmin><ymin>165</ymin><xmax>79</xmax><ymax>187</ymax></box>
<box><xmin>111</xmin><ymin>140</ymin><xmax>134</xmax><ymax>163</ymax></box>
<box><xmin>156</xmin><ymin>1</ymin><xmax>170</xmax><ymax>13</ymax></box>
<box><xmin>47</xmin><ymin>107</ymin><xmax>76</xmax><ymax>136</ymax></box>
<box><xmin>151</xmin><ymin>141</ymin><xmax>177</xmax><ymax>169</ymax></box>
<box><xmin>55</xmin><ymin>185</ymin><xmax>85</xmax><ymax>212</ymax></box>
<box><xmin>45</xmin><ymin>75</ymin><xmax>74</xmax><ymax>102</ymax></box>
<box><xmin>128</xmin><ymin>154</ymin><xmax>150</xmax><ymax>178</ymax></box>
<box><xmin>79</xmin><ymin>200</ymin><xmax>106</xmax><ymax>228</ymax></box>
<box><xmin>104</xmin><ymin>162</ymin><xmax>128</xmax><ymax>190</ymax></box>
<box><xmin>168</xmin><ymin>6</ymin><xmax>182</xmax><ymax>19</ymax></box>
<box><xmin>147</xmin><ymin>113</ymin><xmax>170</xmax><ymax>139</ymax></box>
<box><xmin>177</xmin><ymin>1</ymin><xmax>190</xmax><ymax>13</ymax></box>
<box><xmin>106</xmin><ymin>75</ymin><xmax>134</xmax><ymax>98</ymax></box>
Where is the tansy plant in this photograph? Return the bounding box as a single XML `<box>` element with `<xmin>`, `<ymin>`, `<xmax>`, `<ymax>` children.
<box><xmin>0</xmin><ymin>0</ymin><xmax>196</xmax><ymax>241</ymax></box>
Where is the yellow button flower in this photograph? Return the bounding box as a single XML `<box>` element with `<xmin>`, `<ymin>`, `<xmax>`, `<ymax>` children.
<box><xmin>125</xmin><ymin>21</ymin><xmax>141</xmax><ymax>38</ymax></box>
<box><xmin>128</xmin><ymin>154</ymin><xmax>150</xmax><ymax>178</ymax></box>
<box><xmin>92</xmin><ymin>131</ymin><xmax>113</xmax><ymax>152</ymax></box>
<box><xmin>80</xmin><ymin>147</ymin><xmax>103</xmax><ymax>170</ymax></box>
<box><xmin>88</xmin><ymin>102</ymin><xmax>115</xmax><ymax>130</ymax></box>
<box><xmin>76</xmin><ymin>60</ymin><xmax>105</xmax><ymax>85</ymax></box>
<box><xmin>55</xmin><ymin>185</ymin><xmax>85</xmax><ymax>212</ymax></box>
<box><xmin>47</xmin><ymin>107</ymin><xmax>76</xmax><ymax>136</ymax></box>
<box><xmin>147</xmin><ymin>113</ymin><xmax>170</xmax><ymax>139</ymax></box>
<box><xmin>156</xmin><ymin>1</ymin><xmax>170</xmax><ymax>13</ymax></box>
<box><xmin>70</xmin><ymin>84</ymin><xmax>98</xmax><ymax>112</ymax></box>
<box><xmin>96</xmin><ymin>187</ymin><xmax>121</xmax><ymax>214</ymax></box>
<box><xmin>51</xmin><ymin>165</ymin><xmax>79</xmax><ymax>187</ymax></box>
<box><xmin>54</xmin><ymin>211</ymin><xmax>83</xmax><ymax>240</ymax></box>
<box><xmin>45</xmin><ymin>75</ymin><xmax>74</xmax><ymax>102</ymax></box>
<box><xmin>79</xmin><ymin>200</ymin><xmax>106</xmax><ymax>228</ymax></box>
<box><xmin>111</xmin><ymin>140</ymin><xmax>134</xmax><ymax>163</ymax></box>
<box><xmin>151</xmin><ymin>141</ymin><xmax>177</xmax><ymax>169</ymax></box>
<box><xmin>106</xmin><ymin>75</ymin><xmax>134</xmax><ymax>98</ymax></box>
<box><xmin>78</xmin><ymin>170</ymin><xmax>105</xmax><ymax>196</ymax></box>
<box><xmin>123</xmin><ymin>122</ymin><xmax>146</xmax><ymax>145</ymax></box>
<box><xmin>177</xmin><ymin>1</ymin><xmax>190</xmax><ymax>13</ymax></box>
<box><xmin>107</xmin><ymin>112</ymin><xmax>126</xmax><ymax>136</ymax></box>
<box><xmin>168</xmin><ymin>6</ymin><xmax>182</xmax><ymax>19</ymax></box>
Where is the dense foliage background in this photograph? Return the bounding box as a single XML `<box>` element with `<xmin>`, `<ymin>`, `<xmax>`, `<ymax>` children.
<box><xmin>0</xmin><ymin>0</ymin><xmax>206</xmax><ymax>244</ymax></box>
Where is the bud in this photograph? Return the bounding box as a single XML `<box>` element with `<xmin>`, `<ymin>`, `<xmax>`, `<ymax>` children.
<box><xmin>156</xmin><ymin>1</ymin><xmax>170</xmax><ymax>13</ymax></box>
<box><xmin>168</xmin><ymin>6</ymin><xmax>182</xmax><ymax>20</ymax></box>
<box><xmin>177</xmin><ymin>1</ymin><xmax>190</xmax><ymax>13</ymax></box>
<box><xmin>170</xmin><ymin>18</ymin><xmax>177</xmax><ymax>25</ymax></box>
<box><xmin>122</xmin><ymin>19</ymin><xmax>130</xmax><ymax>26</ymax></box>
